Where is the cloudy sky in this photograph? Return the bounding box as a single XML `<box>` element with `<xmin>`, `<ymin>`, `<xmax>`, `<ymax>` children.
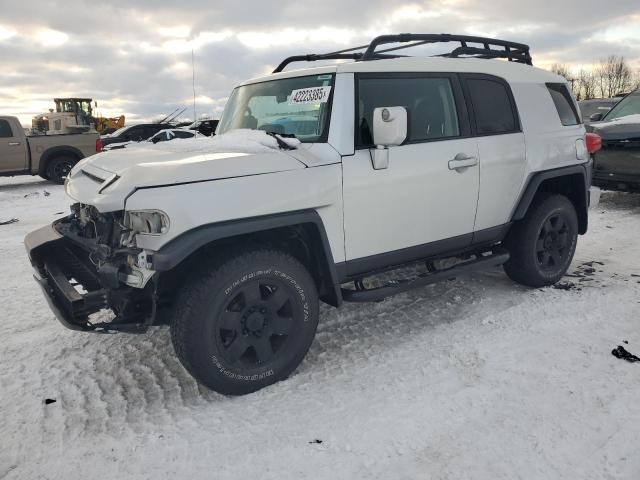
<box><xmin>1</xmin><ymin>0</ymin><xmax>639</xmax><ymax>126</ymax></box>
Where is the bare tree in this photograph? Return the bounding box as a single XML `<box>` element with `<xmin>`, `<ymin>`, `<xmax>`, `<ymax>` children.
<box><xmin>551</xmin><ymin>63</ymin><xmax>579</xmax><ymax>97</ymax></box>
<box><xmin>595</xmin><ymin>56</ymin><xmax>633</xmax><ymax>98</ymax></box>
<box><xmin>576</xmin><ymin>69</ymin><xmax>597</xmax><ymax>100</ymax></box>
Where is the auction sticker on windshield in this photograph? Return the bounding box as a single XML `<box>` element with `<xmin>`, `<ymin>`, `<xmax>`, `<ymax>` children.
<box><xmin>289</xmin><ymin>86</ymin><xmax>332</xmax><ymax>105</ymax></box>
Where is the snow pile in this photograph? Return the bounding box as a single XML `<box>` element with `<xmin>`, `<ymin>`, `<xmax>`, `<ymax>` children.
<box><xmin>151</xmin><ymin>129</ymin><xmax>301</xmax><ymax>155</ymax></box>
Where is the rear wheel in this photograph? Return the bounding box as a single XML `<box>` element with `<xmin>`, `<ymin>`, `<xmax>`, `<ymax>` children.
<box><xmin>171</xmin><ymin>248</ymin><xmax>319</xmax><ymax>395</ymax></box>
<box><xmin>45</xmin><ymin>157</ymin><xmax>75</xmax><ymax>184</ymax></box>
<box><xmin>504</xmin><ymin>193</ymin><xmax>578</xmax><ymax>287</ymax></box>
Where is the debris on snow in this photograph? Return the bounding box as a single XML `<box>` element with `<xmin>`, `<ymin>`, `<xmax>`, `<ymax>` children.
<box><xmin>611</xmin><ymin>345</ymin><xmax>640</xmax><ymax>363</ymax></box>
<box><xmin>43</xmin><ymin>398</ymin><xmax>57</xmax><ymax>405</ymax></box>
<box><xmin>308</xmin><ymin>439</ymin><xmax>323</xmax><ymax>444</ymax></box>
<box><xmin>0</xmin><ymin>218</ymin><xmax>19</xmax><ymax>225</ymax></box>
<box><xmin>552</xmin><ymin>281</ymin><xmax>581</xmax><ymax>291</ymax></box>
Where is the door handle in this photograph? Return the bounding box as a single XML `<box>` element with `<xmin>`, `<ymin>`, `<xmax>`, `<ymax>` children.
<box><xmin>448</xmin><ymin>154</ymin><xmax>478</xmax><ymax>171</ymax></box>
<box><xmin>8</xmin><ymin>142</ymin><xmax>20</xmax><ymax>146</ymax></box>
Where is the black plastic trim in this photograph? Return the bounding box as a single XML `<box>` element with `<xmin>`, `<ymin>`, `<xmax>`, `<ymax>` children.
<box><xmin>342</xmin><ymin>248</ymin><xmax>510</xmax><ymax>302</ymax></box>
<box><xmin>511</xmin><ymin>164</ymin><xmax>590</xmax><ymax>233</ymax></box>
<box><xmin>152</xmin><ymin>210</ymin><xmax>343</xmax><ymax>307</ymax></box>
<box><xmin>344</xmin><ymin>232</ymin><xmax>473</xmax><ymax>278</ymax></box>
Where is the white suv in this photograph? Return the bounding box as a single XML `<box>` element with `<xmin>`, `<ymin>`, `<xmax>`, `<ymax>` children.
<box><xmin>25</xmin><ymin>34</ymin><xmax>601</xmax><ymax>395</ymax></box>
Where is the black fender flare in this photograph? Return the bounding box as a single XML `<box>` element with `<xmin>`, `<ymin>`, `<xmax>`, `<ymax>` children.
<box><xmin>511</xmin><ymin>164</ymin><xmax>590</xmax><ymax>234</ymax></box>
<box><xmin>152</xmin><ymin>209</ymin><xmax>343</xmax><ymax>306</ymax></box>
<box><xmin>38</xmin><ymin>146</ymin><xmax>84</xmax><ymax>176</ymax></box>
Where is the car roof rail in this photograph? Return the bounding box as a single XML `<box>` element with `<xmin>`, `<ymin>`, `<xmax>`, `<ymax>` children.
<box><xmin>272</xmin><ymin>33</ymin><xmax>532</xmax><ymax>73</ymax></box>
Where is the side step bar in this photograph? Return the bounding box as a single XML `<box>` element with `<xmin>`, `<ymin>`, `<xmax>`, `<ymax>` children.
<box><xmin>341</xmin><ymin>249</ymin><xmax>510</xmax><ymax>302</ymax></box>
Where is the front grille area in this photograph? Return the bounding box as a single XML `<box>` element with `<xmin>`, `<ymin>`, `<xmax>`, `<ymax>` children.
<box><xmin>64</xmin><ymin>203</ymin><xmax>124</xmax><ymax>248</ymax></box>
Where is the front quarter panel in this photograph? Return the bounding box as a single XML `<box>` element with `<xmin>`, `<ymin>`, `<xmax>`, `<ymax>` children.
<box><xmin>125</xmin><ymin>164</ymin><xmax>346</xmax><ymax>263</ymax></box>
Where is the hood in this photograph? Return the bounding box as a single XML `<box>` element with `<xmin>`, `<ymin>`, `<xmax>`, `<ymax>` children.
<box><xmin>588</xmin><ymin>114</ymin><xmax>640</xmax><ymax>141</ymax></box>
<box><xmin>66</xmin><ymin>130</ymin><xmax>308</xmax><ymax>212</ymax></box>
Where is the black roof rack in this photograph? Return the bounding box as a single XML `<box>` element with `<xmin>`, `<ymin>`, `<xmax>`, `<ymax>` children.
<box><xmin>273</xmin><ymin>33</ymin><xmax>532</xmax><ymax>73</ymax></box>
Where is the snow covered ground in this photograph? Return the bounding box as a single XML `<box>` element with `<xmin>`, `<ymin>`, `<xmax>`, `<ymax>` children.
<box><xmin>1</xmin><ymin>175</ymin><xmax>639</xmax><ymax>480</ymax></box>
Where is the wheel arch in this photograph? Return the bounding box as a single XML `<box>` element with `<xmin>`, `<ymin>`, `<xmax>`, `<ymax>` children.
<box><xmin>38</xmin><ymin>146</ymin><xmax>84</xmax><ymax>176</ymax></box>
<box><xmin>153</xmin><ymin>210</ymin><xmax>343</xmax><ymax>307</ymax></box>
<box><xmin>511</xmin><ymin>164</ymin><xmax>590</xmax><ymax>234</ymax></box>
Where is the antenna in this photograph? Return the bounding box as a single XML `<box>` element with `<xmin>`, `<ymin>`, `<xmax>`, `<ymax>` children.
<box><xmin>158</xmin><ymin>107</ymin><xmax>180</xmax><ymax>124</ymax></box>
<box><xmin>165</xmin><ymin>107</ymin><xmax>186</xmax><ymax>124</ymax></box>
<box><xmin>192</xmin><ymin>48</ymin><xmax>197</xmax><ymax>137</ymax></box>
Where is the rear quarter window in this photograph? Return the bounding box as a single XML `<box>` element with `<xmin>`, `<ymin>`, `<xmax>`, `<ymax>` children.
<box><xmin>546</xmin><ymin>83</ymin><xmax>581</xmax><ymax>126</ymax></box>
<box><xmin>464</xmin><ymin>77</ymin><xmax>519</xmax><ymax>135</ymax></box>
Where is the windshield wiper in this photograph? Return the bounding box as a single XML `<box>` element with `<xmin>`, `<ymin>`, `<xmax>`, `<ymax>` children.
<box><xmin>265</xmin><ymin>131</ymin><xmax>298</xmax><ymax>150</ymax></box>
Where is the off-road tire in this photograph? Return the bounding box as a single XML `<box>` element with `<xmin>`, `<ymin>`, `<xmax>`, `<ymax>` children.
<box><xmin>45</xmin><ymin>157</ymin><xmax>75</xmax><ymax>184</ymax></box>
<box><xmin>170</xmin><ymin>248</ymin><xmax>319</xmax><ymax>395</ymax></box>
<box><xmin>504</xmin><ymin>193</ymin><xmax>578</xmax><ymax>287</ymax></box>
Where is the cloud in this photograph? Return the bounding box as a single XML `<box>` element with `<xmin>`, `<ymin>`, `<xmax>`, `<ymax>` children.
<box><xmin>1</xmin><ymin>0</ymin><xmax>639</xmax><ymax>125</ymax></box>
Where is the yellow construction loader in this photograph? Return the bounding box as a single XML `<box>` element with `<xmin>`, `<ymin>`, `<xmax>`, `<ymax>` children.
<box><xmin>31</xmin><ymin>98</ymin><xmax>125</xmax><ymax>135</ymax></box>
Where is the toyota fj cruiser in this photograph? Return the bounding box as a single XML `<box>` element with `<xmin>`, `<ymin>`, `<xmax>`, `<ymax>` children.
<box><xmin>25</xmin><ymin>34</ymin><xmax>601</xmax><ymax>395</ymax></box>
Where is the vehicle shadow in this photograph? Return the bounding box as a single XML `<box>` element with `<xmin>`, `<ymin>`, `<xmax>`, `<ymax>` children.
<box><xmin>599</xmin><ymin>190</ymin><xmax>640</xmax><ymax>212</ymax></box>
<box><xmin>0</xmin><ymin>178</ymin><xmax>50</xmax><ymax>191</ymax></box>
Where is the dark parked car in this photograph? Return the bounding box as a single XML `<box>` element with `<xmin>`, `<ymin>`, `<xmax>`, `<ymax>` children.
<box><xmin>578</xmin><ymin>97</ymin><xmax>620</xmax><ymax>123</ymax></box>
<box><xmin>588</xmin><ymin>89</ymin><xmax>640</xmax><ymax>192</ymax></box>
<box><xmin>183</xmin><ymin>119</ymin><xmax>219</xmax><ymax>136</ymax></box>
<box><xmin>100</xmin><ymin>123</ymin><xmax>171</xmax><ymax>147</ymax></box>
<box><xmin>103</xmin><ymin>128</ymin><xmax>196</xmax><ymax>151</ymax></box>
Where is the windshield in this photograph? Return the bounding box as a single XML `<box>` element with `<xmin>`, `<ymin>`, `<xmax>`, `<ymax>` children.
<box><xmin>579</xmin><ymin>100</ymin><xmax>615</xmax><ymax>119</ymax></box>
<box><xmin>604</xmin><ymin>91</ymin><xmax>640</xmax><ymax>121</ymax></box>
<box><xmin>108</xmin><ymin>125</ymin><xmax>130</xmax><ymax>137</ymax></box>
<box><xmin>217</xmin><ymin>74</ymin><xmax>335</xmax><ymax>142</ymax></box>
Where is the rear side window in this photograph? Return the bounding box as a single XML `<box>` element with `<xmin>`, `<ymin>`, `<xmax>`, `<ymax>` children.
<box><xmin>465</xmin><ymin>78</ymin><xmax>518</xmax><ymax>135</ymax></box>
<box><xmin>357</xmin><ymin>76</ymin><xmax>461</xmax><ymax>147</ymax></box>
<box><xmin>546</xmin><ymin>83</ymin><xmax>580</xmax><ymax>126</ymax></box>
<box><xmin>0</xmin><ymin>119</ymin><xmax>13</xmax><ymax>137</ymax></box>
<box><xmin>174</xmin><ymin>130</ymin><xmax>193</xmax><ymax>139</ymax></box>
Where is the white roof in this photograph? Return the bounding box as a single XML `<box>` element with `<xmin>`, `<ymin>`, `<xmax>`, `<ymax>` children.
<box><xmin>242</xmin><ymin>57</ymin><xmax>564</xmax><ymax>86</ymax></box>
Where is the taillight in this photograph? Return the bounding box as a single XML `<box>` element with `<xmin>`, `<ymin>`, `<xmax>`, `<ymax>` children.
<box><xmin>96</xmin><ymin>138</ymin><xmax>103</xmax><ymax>152</ymax></box>
<box><xmin>585</xmin><ymin>133</ymin><xmax>602</xmax><ymax>154</ymax></box>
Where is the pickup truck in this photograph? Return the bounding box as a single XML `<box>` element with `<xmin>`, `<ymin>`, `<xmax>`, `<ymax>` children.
<box><xmin>0</xmin><ymin>115</ymin><xmax>101</xmax><ymax>184</ymax></box>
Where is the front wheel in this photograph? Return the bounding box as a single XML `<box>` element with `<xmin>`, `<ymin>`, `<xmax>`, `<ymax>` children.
<box><xmin>504</xmin><ymin>193</ymin><xmax>578</xmax><ymax>287</ymax></box>
<box><xmin>171</xmin><ymin>248</ymin><xmax>319</xmax><ymax>395</ymax></box>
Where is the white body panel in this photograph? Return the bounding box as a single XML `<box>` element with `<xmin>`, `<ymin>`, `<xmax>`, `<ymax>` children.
<box><xmin>62</xmin><ymin>55</ymin><xmax>588</xmax><ymax>273</ymax></box>
<box><xmin>126</xmin><ymin>164</ymin><xmax>346</xmax><ymax>262</ymax></box>
<box><xmin>474</xmin><ymin>133</ymin><xmax>526</xmax><ymax>230</ymax></box>
<box><xmin>343</xmin><ymin>138</ymin><xmax>479</xmax><ymax>260</ymax></box>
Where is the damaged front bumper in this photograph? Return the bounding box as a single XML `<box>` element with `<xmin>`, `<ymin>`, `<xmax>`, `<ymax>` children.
<box><xmin>25</xmin><ymin>222</ymin><xmax>156</xmax><ymax>333</ymax></box>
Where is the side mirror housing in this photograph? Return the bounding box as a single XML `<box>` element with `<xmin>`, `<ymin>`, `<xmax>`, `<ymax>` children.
<box><xmin>373</xmin><ymin>106</ymin><xmax>407</xmax><ymax>146</ymax></box>
<box><xmin>370</xmin><ymin>106</ymin><xmax>407</xmax><ymax>170</ymax></box>
<box><xmin>590</xmin><ymin>112</ymin><xmax>603</xmax><ymax>122</ymax></box>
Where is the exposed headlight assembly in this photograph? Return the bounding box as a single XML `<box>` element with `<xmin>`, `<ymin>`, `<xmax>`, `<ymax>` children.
<box><xmin>125</xmin><ymin>210</ymin><xmax>170</xmax><ymax>235</ymax></box>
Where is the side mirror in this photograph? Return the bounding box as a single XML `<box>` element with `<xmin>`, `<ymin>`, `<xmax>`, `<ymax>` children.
<box><xmin>371</xmin><ymin>106</ymin><xmax>407</xmax><ymax>170</ymax></box>
<box><xmin>590</xmin><ymin>113</ymin><xmax>603</xmax><ymax>122</ymax></box>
